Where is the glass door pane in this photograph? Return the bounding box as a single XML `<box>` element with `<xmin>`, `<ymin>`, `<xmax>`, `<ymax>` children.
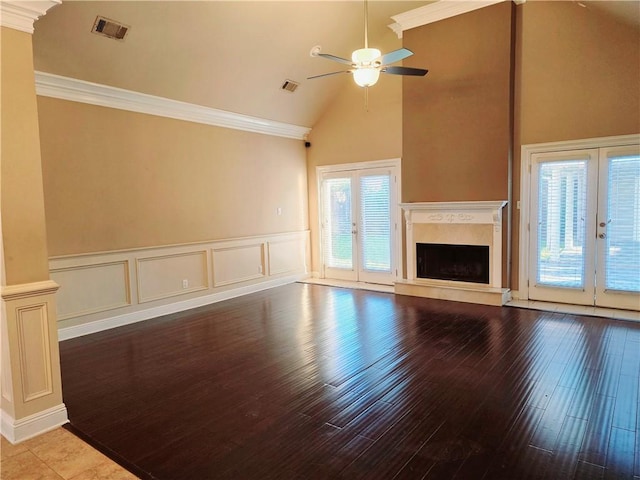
<box><xmin>358</xmin><ymin>172</ymin><xmax>394</xmax><ymax>284</ymax></box>
<box><xmin>536</xmin><ymin>160</ymin><xmax>587</xmax><ymax>288</ymax></box>
<box><xmin>529</xmin><ymin>150</ymin><xmax>598</xmax><ymax>305</ymax></box>
<box><xmin>322</xmin><ymin>176</ymin><xmax>357</xmax><ymax>281</ymax></box>
<box><xmin>360</xmin><ymin>174</ymin><xmax>391</xmax><ymax>273</ymax></box>
<box><xmin>596</xmin><ymin>146</ymin><xmax>640</xmax><ymax>309</ymax></box>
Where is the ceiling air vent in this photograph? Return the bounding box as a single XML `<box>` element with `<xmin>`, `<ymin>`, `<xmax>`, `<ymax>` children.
<box><xmin>91</xmin><ymin>16</ymin><xmax>129</xmax><ymax>40</ymax></box>
<box><xmin>281</xmin><ymin>80</ymin><xmax>299</xmax><ymax>93</ymax></box>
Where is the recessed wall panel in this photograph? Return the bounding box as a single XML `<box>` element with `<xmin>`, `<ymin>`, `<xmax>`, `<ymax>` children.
<box><xmin>17</xmin><ymin>304</ymin><xmax>53</xmax><ymax>402</ymax></box>
<box><xmin>212</xmin><ymin>243</ymin><xmax>265</xmax><ymax>287</ymax></box>
<box><xmin>51</xmin><ymin>261</ymin><xmax>130</xmax><ymax>320</ymax></box>
<box><xmin>268</xmin><ymin>239</ymin><xmax>304</xmax><ymax>276</ymax></box>
<box><xmin>137</xmin><ymin>251</ymin><xmax>208</xmax><ymax>303</ymax></box>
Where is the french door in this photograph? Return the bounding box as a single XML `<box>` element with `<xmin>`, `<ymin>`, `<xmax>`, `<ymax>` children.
<box><xmin>320</xmin><ymin>166</ymin><xmax>398</xmax><ymax>285</ymax></box>
<box><xmin>528</xmin><ymin>144</ymin><xmax>640</xmax><ymax>309</ymax></box>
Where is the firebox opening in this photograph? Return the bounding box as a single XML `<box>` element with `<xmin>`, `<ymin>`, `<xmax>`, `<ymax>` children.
<box><xmin>416</xmin><ymin>243</ymin><xmax>490</xmax><ymax>284</ymax></box>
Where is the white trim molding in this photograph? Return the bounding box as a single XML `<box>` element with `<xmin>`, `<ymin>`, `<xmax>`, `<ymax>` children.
<box><xmin>0</xmin><ymin>0</ymin><xmax>60</xmax><ymax>34</ymax></box>
<box><xmin>389</xmin><ymin>0</ymin><xmax>524</xmax><ymax>38</ymax></box>
<box><xmin>34</xmin><ymin>71</ymin><xmax>312</xmax><ymax>140</ymax></box>
<box><xmin>1</xmin><ymin>404</ymin><xmax>67</xmax><ymax>444</ymax></box>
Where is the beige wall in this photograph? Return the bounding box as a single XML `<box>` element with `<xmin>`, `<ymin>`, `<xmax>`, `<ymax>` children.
<box><xmin>1</xmin><ymin>27</ymin><xmax>51</xmax><ymax>285</ymax></box>
<box><xmin>402</xmin><ymin>2</ymin><xmax>513</xmax><ymax>203</ymax></box>
<box><xmin>517</xmin><ymin>2</ymin><xmax>640</xmax><ymax>146</ymax></box>
<box><xmin>37</xmin><ymin>98</ymin><xmax>309</xmax><ymax>256</ymax></box>
<box><xmin>306</xmin><ymin>74</ymin><xmax>403</xmax><ymax>274</ymax></box>
<box><xmin>511</xmin><ymin>1</ymin><xmax>640</xmax><ymax>289</ymax></box>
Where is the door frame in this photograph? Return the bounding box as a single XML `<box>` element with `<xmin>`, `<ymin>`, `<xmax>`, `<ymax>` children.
<box><xmin>317</xmin><ymin>158</ymin><xmax>402</xmax><ymax>283</ymax></box>
<box><xmin>518</xmin><ymin>134</ymin><xmax>640</xmax><ymax>302</ymax></box>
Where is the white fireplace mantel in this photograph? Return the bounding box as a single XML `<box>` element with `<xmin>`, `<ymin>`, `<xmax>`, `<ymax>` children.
<box><xmin>397</xmin><ymin>200</ymin><xmax>509</xmax><ymax>306</ymax></box>
<box><xmin>400</xmin><ymin>201</ymin><xmax>507</xmax><ymax>229</ymax></box>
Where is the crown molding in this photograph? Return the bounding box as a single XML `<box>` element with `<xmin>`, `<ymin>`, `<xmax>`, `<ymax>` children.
<box><xmin>34</xmin><ymin>71</ymin><xmax>312</xmax><ymax>140</ymax></box>
<box><xmin>389</xmin><ymin>0</ymin><xmax>522</xmax><ymax>38</ymax></box>
<box><xmin>0</xmin><ymin>0</ymin><xmax>60</xmax><ymax>34</ymax></box>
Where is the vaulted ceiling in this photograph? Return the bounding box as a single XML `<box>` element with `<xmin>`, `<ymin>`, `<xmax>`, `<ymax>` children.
<box><xmin>31</xmin><ymin>1</ymin><xmax>639</xmax><ymax>129</ymax></box>
<box><xmin>32</xmin><ymin>1</ymin><xmax>432</xmax><ymax>128</ymax></box>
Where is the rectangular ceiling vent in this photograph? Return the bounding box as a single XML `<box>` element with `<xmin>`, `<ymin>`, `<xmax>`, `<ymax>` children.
<box><xmin>92</xmin><ymin>16</ymin><xmax>129</xmax><ymax>41</ymax></box>
<box><xmin>281</xmin><ymin>80</ymin><xmax>299</xmax><ymax>93</ymax></box>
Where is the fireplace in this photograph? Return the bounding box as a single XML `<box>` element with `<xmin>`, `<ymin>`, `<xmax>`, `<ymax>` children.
<box><xmin>396</xmin><ymin>201</ymin><xmax>509</xmax><ymax>306</ymax></box>
<box><xmin>417</xmin><ymin>243</ymin><xmax>490</xmax><ymax>284</ymax></box>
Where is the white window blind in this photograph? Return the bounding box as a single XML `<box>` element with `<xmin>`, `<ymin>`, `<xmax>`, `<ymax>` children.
<box><xmin>536</xmin><ymin>160</ymin><xmax>588</xmax><ymax>288</ymax></box>
<box><xmin>359</xmin><ymin>174</ymin><xmax>391</xmax><ymax>273</ymax></box>
<box><xmin>605</xmin><ymin>154</ymin><xmax>640</xmax><ymax>292</ymax></box>
<box><xmin>323</xmin><ymin>178</ymin><xmax>353</xmax><ymax>269</ymax></box>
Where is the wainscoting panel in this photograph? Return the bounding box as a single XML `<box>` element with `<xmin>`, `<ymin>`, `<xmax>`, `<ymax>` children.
<box><xmin>137</xmin><ymin>251</ymin><xmax>209</xmax><ymax>303</ymax></box>
<box><xmin>16</xmin><ymin>303</ymin><xmax>53</xmax><ymax>402</ymax></box>
<box><xmin>212</xmin><ymin>243</ymin><xmax>265</xmax><ymax>287</ymax></box>
<box><xmin>50</xmin><ymin>231</ymin><xmax>310</xmax><ymax>339</ymax></box>
<box><xmin>268</xmin><ymin>238</ymin><xmax>306</xmax><ymax>276</ymax></box>
<box><xmin>51</xmin><ymin>261</ymin><xmax>130</xmax><ymax>320</ymax></box>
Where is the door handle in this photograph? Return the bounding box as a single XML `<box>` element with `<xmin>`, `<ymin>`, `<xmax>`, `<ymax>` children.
<box><xmin>352</xmin><ymin>230</ymin><xmax>358</xmax><ymax>235</ymax></box>
<box><xmin>598</xmin><ymin>233</ymin><xmax>606</xmax><ymax>239</ymax></box>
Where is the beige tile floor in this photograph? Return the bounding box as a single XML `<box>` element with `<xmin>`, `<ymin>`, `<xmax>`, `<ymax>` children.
<box><xmin>1</xmin><ymin>427</ymin><xmax>138</xmax><ymax>480</ymax></box>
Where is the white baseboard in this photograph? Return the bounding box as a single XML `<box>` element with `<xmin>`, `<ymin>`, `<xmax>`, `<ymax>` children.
<box><xmin>1</xmin><ymin>404</ymin><xmax>68</xmax><ymax>444</ymax></box>
<box><xmin>510</xmin><ymin>290</ymin><xmax>521</xmax><ymax>300</ymax></box>
<box><xmin>58</xmin><ymin>273</ymin><xmax>309</xmax><ymax>341</ymax></box>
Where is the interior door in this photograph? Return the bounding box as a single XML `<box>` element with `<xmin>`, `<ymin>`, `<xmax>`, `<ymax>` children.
<box><xmin>321</xmin><ymin>167</ymin><xmax>396</xmax><ymax>285</ymax></box>
<box><xmin>529</xmin><ymin>146</ymin><xmax>640</xmax><ymax>309</ymax></box>
<box><xmin>595</xmin><ymin>145</ymin><xmax>640</xmax><ymax>309</ymax></box>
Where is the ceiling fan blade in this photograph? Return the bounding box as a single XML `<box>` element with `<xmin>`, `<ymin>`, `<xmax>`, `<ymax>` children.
<box><xmin>378</xmin><ymin>48</ymin><xmax>413</xmax><ymax>66</ymax></box>
<box><xmin>382</xmin><ymin>66</ymin><xmax>428</xmax><ymax>76</ymax></box>
<box><xmin>307</xmin><ymin>71</ymin><xmax>351</xmax><ymax>80</ymax></box>
<box><xmin>317</xmin><ymin>53</ymin><xmax>353</xmax><ymax>66</ymax></box>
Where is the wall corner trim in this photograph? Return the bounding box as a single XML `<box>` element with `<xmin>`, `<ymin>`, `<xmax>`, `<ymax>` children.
<box><xmin>34</xmin><ymin>71</ymin><xmax>312</xmax><ymax>140</ymax></box>
<box><xmin>0</xmin><ymin>0</ymin><xmax>60</xmax><ymax>34</ymax></box>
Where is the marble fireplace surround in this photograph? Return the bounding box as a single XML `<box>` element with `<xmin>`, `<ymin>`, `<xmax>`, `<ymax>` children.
<box><xmin>396</xmin><ymin>201</ymin><xmax>510</xmax><ymax>306</ymax></box>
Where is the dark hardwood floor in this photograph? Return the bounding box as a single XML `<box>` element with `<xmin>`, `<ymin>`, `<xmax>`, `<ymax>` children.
<box><xmin>59</xmin><ymin>283</ymin><xmax>640</xmax><ymax>479</ymax></box>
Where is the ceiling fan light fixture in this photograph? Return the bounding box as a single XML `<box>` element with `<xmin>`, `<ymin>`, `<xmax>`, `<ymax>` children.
<box><xmin>351</xmin><ymin>48</ymin><xmax>381</xmax><ymax>65</ymax></box>
<box><xmin>308</xmin><ymin>0</ymin><xmax>427</xmax><ymax>88</ymax></box>
<box><xmin>353</xmin><ymin>67</ymin><xmax>380</xmax><ymax>87</ymax></box>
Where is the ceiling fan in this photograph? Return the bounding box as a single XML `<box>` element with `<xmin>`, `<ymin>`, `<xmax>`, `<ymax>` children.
<box><xmin>308</xmin><ymin>0</ymin><xmax>428</xmax><ymax>88</ymax></box>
